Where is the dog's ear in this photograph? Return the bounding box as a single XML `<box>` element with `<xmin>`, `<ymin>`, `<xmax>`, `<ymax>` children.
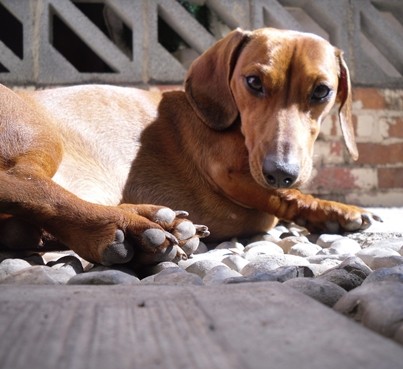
<box><xmin>185</xmin><ymin>29</ymin><xmax>250</xmax><ymax>130</ymax></box>
<box><xmin>336</xmin><ymin>50</ymin><xmax>358</xmax><ymax>160</ymax></box>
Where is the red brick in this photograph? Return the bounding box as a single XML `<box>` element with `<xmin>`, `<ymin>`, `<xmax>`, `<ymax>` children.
<box><xmin>330</xmin><ymin>141</ymin><xmax>343</xmax><ymax>156</ymax></box>
<box><xmin>311</xmin><ymin>167</ymin><xmax>357</xmax><ymax>191</ymax></box>
<box><xmin>353</xmin><ymin>88</ymin><xmax>386</xmax><ymax>109</ymax></box>
<box><xmin>388</xmin><ymin>117</ymin><xmax>403</xmax><ymax>138</ymax></box>
<box><xmin>378</xmin><ymin>167</ymin><xmax>403</xmax><ymax>189</ymax></box>
<box><xmin>356</xmin><ymin>143</ymin><xmax>403</xmax><ymax>165</ymax></box>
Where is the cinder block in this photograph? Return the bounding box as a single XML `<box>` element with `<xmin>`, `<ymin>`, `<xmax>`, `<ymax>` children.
<box><xmin>251</xmin><ymin>0</ymin><xmax>350</xmax><ymax>61</ymax></box>
<box><xmin>350</xmin><ymin>0</ymin><xmax>403</xmax><ymax>88</ymax></box>
<box><xmin>251</xmin><ymin>0</ymin><xmax>304</xmax><ymax>31</ymax></box>
<box><xmin>36</xmin><ymin>0</ymin><xmax>143</xmax><ymax>85</ymax></box>
<box><xmin>146</xmin><ymin>0</ymin><xmax>205</xmax><ymax>83</ymax></box>
<box><xmin>209</xmin><ymin>0</ymin><xmax>251</xmax><ymax>29</ymax></box>
<box><xmin>1</xmin><ymin>0</ymin><xmax>402</xmax><ymax>86</ymax></box>
<box><xmin>0</xmin><ymin>0</ymin><xmax>35</xmax><ymax>84</ymax></box>
<box><xmin>146</xmin><ymin>0</ymin><xmax>250</xmax><ymax>83</ymax></box>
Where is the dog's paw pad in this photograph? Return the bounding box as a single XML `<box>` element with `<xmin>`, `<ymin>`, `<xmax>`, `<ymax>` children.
<box><xmin>180</xmin><ymin>237</ymin><xmax>200</xmax><ymax>256</ymax></box>
<box><xmin>114</xmin><ymin>229</ymin><xmax>125</xmax><ymax>243</ymax></box>
<box><xmin>343</xmin><ymin>217</ymin><xmax>364</xmax><ymax>231</ymax></box>
<box><xmin>154</xmin><ymin>208</ymin><xmax>177</xmax><ymax>224</ymax></box>
<box><xmin>142</xmin><ymin>228</ymin><xmax>178</xmax><ymax>250</ymax></box>
<box><xmin>174</xmin><ymin>221</ymin><xmax>196</xmax><ymax>240</ymax></box>
<box><xmin>142</xmin><ymin>228</ymin><xmax>166</xmax><ymax>247</ymax></box>
<box><xmin>173</xmin><ymin>222</ymin><xmax>210</xmax><ymax>241</ymax></box>
<box><xmin>101</xmin><ymin>230</ymin><xmax>134</xmax><ymax>266</ymax></box>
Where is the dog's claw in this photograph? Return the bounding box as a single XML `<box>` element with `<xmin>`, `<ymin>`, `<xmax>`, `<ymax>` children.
<box><xmin>361</xmin><ymin>212</ymin><xmax>383</xmax><ymax>229</ymax></box>
<box><xmin>371</xmin><ymin>213</ymin><xmax>383</xmax><ymax>223</ymax></box>
<box><xmin>164</xmin><ymin>231</ymin><xmax>179</xmax><ymax>245</ymax></box>
<box><xmin>175</xmin><ymin>210</ymin><xmax>189</xmax><ymax>218</ymax></box>
<box><xmin>172</xmin><ymin>245</ymin><xmax>188</xmax><ymax>262</ymax></box>
<box><xmin>142</xmin><ymin>228</ymin><xmax>178</xmax><ymax>251</ymax></box>
<box><xmin>195</xmin><ymin>225</ymin><xmax>210</xmax><ymax>238</ymax></box>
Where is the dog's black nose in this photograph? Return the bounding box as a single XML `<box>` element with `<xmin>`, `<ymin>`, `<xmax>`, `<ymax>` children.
<box><xmin>263</xmin><ymin>159</ymin><xmax>299</xmax><ymax>188</ymax></box>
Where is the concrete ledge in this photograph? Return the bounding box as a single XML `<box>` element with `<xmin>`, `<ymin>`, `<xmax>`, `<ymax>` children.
<box><xmin>1</xmin><ymin>282</ymin><xmax>402</xmax><ymax>369</ymax></box>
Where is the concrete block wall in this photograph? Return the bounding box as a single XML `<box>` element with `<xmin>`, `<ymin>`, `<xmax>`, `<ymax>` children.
<box><xmin>0</xmin><ymin>0</ymin><xmax>402</xmax><ymax>206</ymax></box>
<box><xmin>1</xmin><ymin>0</ymin><xmax>402</xmax><ymax>86</ymax></box>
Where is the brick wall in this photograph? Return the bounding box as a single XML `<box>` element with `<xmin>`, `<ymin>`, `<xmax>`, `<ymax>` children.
<box><xmin>307</xmin><ymin>88</ymin><xmax>403</xmax><ymax>206</ymax></box>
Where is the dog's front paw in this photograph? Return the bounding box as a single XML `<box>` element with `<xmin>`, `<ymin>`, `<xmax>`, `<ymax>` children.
<box><xmin>323</xmin><ymin>210</ymin><xmax>382</xmax><ymax>233</ymax></box>
<box><xmin>115</xmin><ymin>204</ymin><xmax>209</xmax><ymax>265</ymax></box>
<box><xmin>295</xmin><ymin>202</ymin><xmax>382</xmax><ymax>234</ymax></box>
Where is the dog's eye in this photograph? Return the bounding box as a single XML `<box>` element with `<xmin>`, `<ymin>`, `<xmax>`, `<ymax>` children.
<box><xmin>246</xmin><ymin>76</ymin><xmax>263</xmax><ymax>94</ymax></box>
<box><xmin>311</xmin><ymin>84</ymin><xmax>331</xmax><ymax>102</ymax></box>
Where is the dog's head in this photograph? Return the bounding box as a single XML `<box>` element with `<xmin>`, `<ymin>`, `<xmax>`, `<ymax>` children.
<box><xmin>185</xmin><ymin>27</ymin><xmax>356</xmax><ymax>190</ymax></box>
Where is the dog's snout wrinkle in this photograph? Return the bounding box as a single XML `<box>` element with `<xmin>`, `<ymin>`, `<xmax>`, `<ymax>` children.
<box><xmin>263</xmin><ymin>158</ymin><xmax>299</xmax><ymax>188</ymax></box>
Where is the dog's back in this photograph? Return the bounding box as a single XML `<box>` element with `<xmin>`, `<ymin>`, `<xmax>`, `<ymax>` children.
<box><xmin>20</xmin><ymin>85</ymin><xmax>161</xmax><ymax>204</ymax></box>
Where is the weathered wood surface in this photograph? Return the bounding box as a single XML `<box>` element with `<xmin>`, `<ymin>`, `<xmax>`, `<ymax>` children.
<box><xmin>1</xmin><ymin>282</ymin><xmax>402</xmax><ymax>369</ymax></box>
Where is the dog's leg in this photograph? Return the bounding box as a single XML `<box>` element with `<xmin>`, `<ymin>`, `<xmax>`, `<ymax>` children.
<box><xmin>269</xmin><ymin>189</ymin><xmax>382</xmax><ymax>233</ymax></box>
<box><xmin>211</xmin><ymin>172</ymin><xmax>380</xmax><ymax>234</ymax></box>
<box><xmin>253</xmin><ymin>189</ymin><xmax>382</xmax><ymax>233</ymax></box>
<box><xmin>0</xmin><ymin>171</ymin><xmax>208</xmax><ymax>265</ymax></box>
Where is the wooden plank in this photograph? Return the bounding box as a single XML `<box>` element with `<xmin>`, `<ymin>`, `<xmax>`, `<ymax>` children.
<box><xmin>0</xmin><ymin>283</ymin><xmax>402</xmax><ymax>369</ymax></box>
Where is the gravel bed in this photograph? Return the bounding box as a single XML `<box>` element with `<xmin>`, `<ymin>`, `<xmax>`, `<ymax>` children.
<box><xmin>1</xmin><ymin>223</ymin><xmax>403</xmax><ymax>345</ymax></box>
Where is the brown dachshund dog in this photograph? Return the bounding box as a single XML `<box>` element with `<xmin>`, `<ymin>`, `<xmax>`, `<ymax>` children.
<box><xmin>0</xmin><ymin>28</ymin><xmax>380</xmax><ymax>266</ymax></box>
